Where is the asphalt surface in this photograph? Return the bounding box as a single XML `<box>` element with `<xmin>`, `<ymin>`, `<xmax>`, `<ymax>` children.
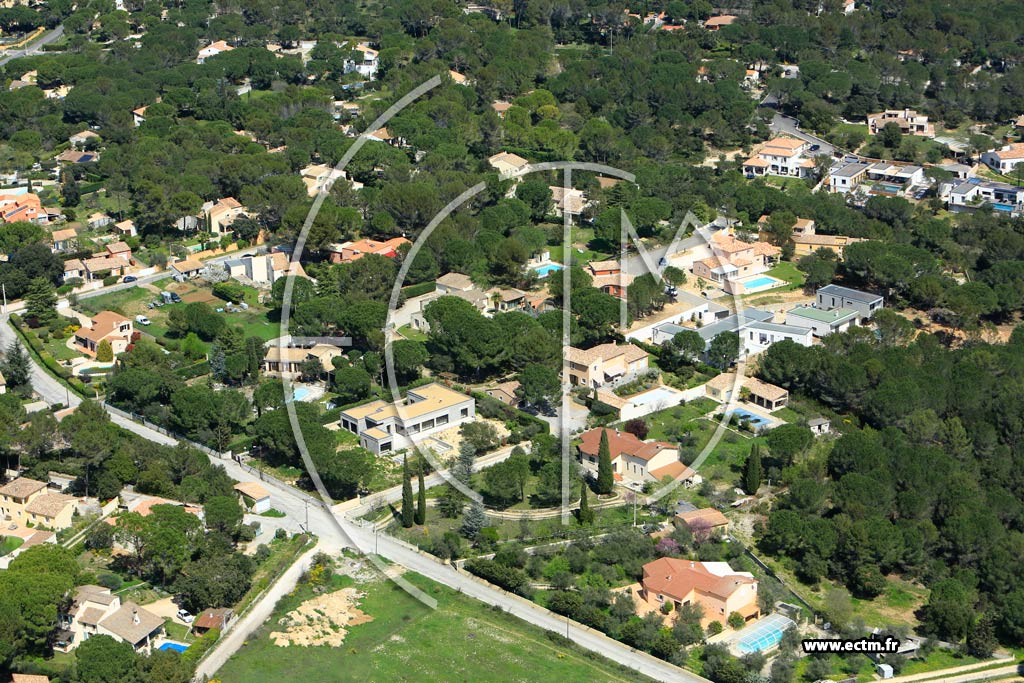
<box><xmin>0</xmin><ymin>25</ymin><xmax>65</xmax><ymax>68</ymax></box>
<box><xmin>770</xmin><ymin>112</ymin><xmax>837</xmax><ymax>157</ymax></box>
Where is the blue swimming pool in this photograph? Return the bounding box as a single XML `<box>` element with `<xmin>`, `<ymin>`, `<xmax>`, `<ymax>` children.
<box><xmin>743</xmin><ymin>276</ymin><xmax>781</xmax><ymax>290</ymax></box>
<box><xmin>292</xmin><ymin>387</ymin><xmax>312</xmax><ymax>401</ymax></box>
<box><xmin>533</xmin><ymin>263</ymin><xmax>563</xmax><ymax>277</ymax></box>
<box><xmin>734</xmin><ymin>613</ymin><xmax>795</xmax><ymax>654</ymax></box>
<box><xmin>731</xmin><ymin>408</ymin><xmax>768</xmax><ymax>426</ymax></box>
<box><xmin>992</xmin><ymin>203</ymin><xmax>1016</xmax><ymax>213</ymax></box>
<box><xmin>876</xmin><ymin>182</ymin><xmax>902</xmax><ymax>193</ymax></box>
<box><xmin>158</xmin><ymin>642</ymin><xmax>189</xmax><ymax>653</ymax></box>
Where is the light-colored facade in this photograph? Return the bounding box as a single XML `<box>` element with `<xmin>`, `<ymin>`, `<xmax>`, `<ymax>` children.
<box><xmin>982</xmin><ymin>143</ymin><xmax>1024</xmax><ymax>174</ymax></box>
<box><xmin>743</xmin><ymin>137</ymin><xmax>815</xmax><ymax>178</ymax></box>
<box><xmin>943</xmin><ymin>178</ymin><xmax>1024</xmax><ymax>216</ymax></box>
<box><xmin>74</xmin><ymin>311</ymin><xmax>133</xmax><ymax>357</ymax></box>
<box><xmin>58</xmin><ymin>586</ymin><xmax>164</xmax><ymax>653</ymax></box>
<box><xmin>344</xmin><ymin>43</ymin><xmax>379</xmax><ymax>78</ymax></box>
<box><xmin>791</xmin><ymin>234</ymin><xmax>866</xmax><ymax>259</ymax></box>
<box><xmin>261</xmin><ymin>343</ymin><xmax>341</xmax><ymax>379</ymax></box>
<box><xmin>339</xmin><ymin>383</ymin><xmax>475</xmax><ymax>455</ymax></box>
<box><xmin>487</xmin><ymin>151</ymin><xmax>529</xmax><ymax>177</ymax></box>
<box><xmin>867</xmin><ymin>109</ymin><xmax>934</xmax><ymax>137</ymax></box>
<box><xmin>564</xmin><ymin>343</ymin><xmax>649</xmax><ymax>389</ymax></box>
<box><xmin>691</xmin><ymin>231</ymin><xmax>780</xmax><ymax>294</ymax></box>
<box><xmin>785</xmin><ymin>305</ymin><xmax>858</xmax><ymax>337</ymax></box>
<box><xmin>234</xmin><ymin>481</ymin><xmax>271</xmax><ymax>513</ymax></box>
<box><xmin>577</xmin><ymin>427</ymin><xmax>694</xmax><ymax>483</ymax></box>
<box><xmin>224</xmin><ymin>252</ymin><xmax>304</xmax><ymax>287</ymax></box>
<box><xmin>640</xmin><ymin>558</ymin><xmax>759</xmax><ymax>628</ymax></box>
<box><xmin>816</xmin><ymin>284</ymin><xmax>883</xmax><ymax>322</ymax></box>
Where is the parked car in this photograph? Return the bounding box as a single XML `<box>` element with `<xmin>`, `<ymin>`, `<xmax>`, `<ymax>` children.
<box><xmin>122</xmin><ymin>275</ymin><xmax>138</xmax><ymax>283</ymax></box>
<box><xmin>170</xmin><ymin>293</ymin><xmax>182</xmax><ymax>303</ymax></box>
<box><xmin>135</xmin><ymin>315</ymin><xmax>151</xmax><ymax>326</ymax></box>
<box><xmin>809</xmin><ymin>144</ymin><xmax>821</xmax><ymax>151</ymax></box>
<box><xmin>176</xmin><ymin>609</ymin><xmax>194</xmax><ymax>623</ymax></box>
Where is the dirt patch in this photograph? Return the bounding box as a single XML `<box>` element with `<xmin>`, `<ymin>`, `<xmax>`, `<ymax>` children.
<box><xmin>269</xmin><ymin>587</ymin><xmax>373</xmax><ymax>647</ymax></box>
<box><xmin>182</xmin><ymin>289</ymin><xmax>218</xmax><ymax>304</ymax></box>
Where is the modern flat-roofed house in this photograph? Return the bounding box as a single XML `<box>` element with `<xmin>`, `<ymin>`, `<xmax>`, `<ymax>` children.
<box><xmin>742</xmin><ymin>319</ymin><xmax>814</xmax><ymax>355</ymax></box>
<box><xmin>828</xmin><ymin>160</ymin><xmax>871</xmax><ymax>193</ymax></box>
<box><xmin>816</xmin><ymin>284</ymin><xmax>883</xmax><ymax>322</ymax></box>
<box><xmin>338</xmin><ymin>383</ymin><xmax>475</xmax><ymax>455</ymax></box>
<box><xmin>867</xmin><ymin>109</ymin><xmax>934</xmax><ymax>137</ymax></box>
<box><xmin>577</xmin><ymin>427</ymin><xmax>694</xmax><ymax>484</ymax></box>
<box><xmin>982</xmin><ymin>143</ymin><xmax>1024</xmax><ymax>174</ymax></box>
<box><xmin>675</xmin><ymin>507</ymin><xmax>729</xmax><ymax>536</ymax></box>
<box><xmin>564</xmin><ymin>343</ymin><xmax>649</xmax><ymax>389</ymax></box>
<box><xmin>487</xmin><ymin>151</ymin><xmax>529</xmax><ymax>178</ymax></box>
<box><xmin>327</xmin><ymin>236</ymin><xmax>410</xmax><ymax>264</ymax></box>
<box><xmin>74</xmin><ymin>311</ymin><xmax>133</xmax><ymax>357</ymax></box>
<box><xmin>743</xmin><ymin>136</ymin><xmax>814</xmax><ymax>178</ymax></box>
<box><xmin>786</xmin><ymin>305</ymin><xmax>858</xmax><ymax>337</ymax></box>
<box><xmin>639</xmin><ymin>558</ymin><xmax>758</xmax><ymax>627</ymax></box>
<box><xmin>943</xmin><ymin>178</ymin><xmax>1024</xmax><ymax>216</ymax></box>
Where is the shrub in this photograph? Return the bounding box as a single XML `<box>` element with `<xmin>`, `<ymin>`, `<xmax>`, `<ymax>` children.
<box><xmin>707</xmin><ymin>620</ymin><xmax>724</xmax><ymax>635</ymax></box>
<box><xmin>727</xmin><ymin>611</ymin><xmax>745</xmax><ymax>629</ymax></box>
<box><xmin>96</xmin><ymin>339</ymin><xmax>113</xmax><ymax>362</ymax></box>
<box><xmin>97</xmin><ymin>573</ymin><xmax>122</xmax><ymax>590</ymax></box>
<box><xmin>212</xmin><ymin>281</ymin><xmax>246</xmax><ymax>304</ymax></box>
<box><xmin>102</xmin><ymin>275</ymin><xmax>119</xmax><ymax>287</ymax></box>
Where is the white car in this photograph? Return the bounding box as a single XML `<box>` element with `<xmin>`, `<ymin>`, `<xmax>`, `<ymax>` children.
<box><xmin>135</xmin><ymin>315</ymin><xmax>151</xmax><ymax>326</ymax></box>
<box><xmin>176</xmin><ymin>609</ymin><xmax>194</xmax><ymax>623</ymax></box>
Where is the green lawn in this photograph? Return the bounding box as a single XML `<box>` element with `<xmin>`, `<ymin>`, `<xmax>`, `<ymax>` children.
<box><xmin>0</xmin><ymin>535</ymin><xmax>24</xmax><ymax>556</ymax></box>
<box><xmin>218</xmin><ymin>571</ymin><xmax>657</xmax><ymax>683</ymax></box>
<box><xmin>397</xmin><ymin>324</ymin><xmax>428</xmax><ymax>342</ymax></box>
<box><xmin>77</xmin><ymin>285</ymin><xmax>151</xmax><ymax>317</ymax></box>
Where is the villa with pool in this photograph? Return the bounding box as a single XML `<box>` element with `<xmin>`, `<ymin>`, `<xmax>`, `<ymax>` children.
<box><xmin>691</xmin><ymin>231</ymin><xmax>783</xmax><ymax>296</ymax></box>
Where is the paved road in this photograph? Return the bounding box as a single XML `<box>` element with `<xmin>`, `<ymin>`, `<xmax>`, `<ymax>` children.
<box><xmin>885</xmin><ymin>661</ymin><xmax>1020</xmax><ymax>683</ymax></box>
<box><xmin>770</xmin><ymin>113</ymin><xmax>837</xmax><ymax>157</ymax></box>
<box><xmin>2</xmin><ymin>311</ymin><xmax>713</xmax><ymax>682</ymax></box>
<box><xmin>0</xmin><ymin>25</ymin><xmax>64</xmax><ymax>67</ymax></box>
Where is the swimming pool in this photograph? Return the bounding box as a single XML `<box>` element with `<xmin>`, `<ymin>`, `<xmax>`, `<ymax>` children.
<box><xmin>734</xmin><ymin>613</ymin><xmax>795</xmax><ymax>654</ymax></box>
<box><xmin>875</xmin><ymin>182</ymin><xmax>902</xmax><ymax>193</ymax></box>
<box><xmin>533</xmin><ymin>263</ymin><xmax>563</xmax><ymax>277</ymax></box>
<box><xmin>292</xmin><ymin>386</ymin><xmax>312</xmax><ymax>401</ymax></box>
<box><xmin>742</xmin><ymin>276</ymin><xmax>782</xmax><ymax>290</ymax></box>
<box><xmin>158</xmin><ymin>642</ymin><xmax>189</xmax><ymax>653</ymax></box>
<box><xmin>731</xmin><ymin>408</ymin><xmax>769</xmax><ymax>426</ymax></box>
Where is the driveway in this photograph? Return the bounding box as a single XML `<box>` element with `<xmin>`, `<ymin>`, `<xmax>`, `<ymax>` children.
<box><xmin>770</xmin><ymin>113</ymin><xmax>837</xmax><ymax>157</ymax></box>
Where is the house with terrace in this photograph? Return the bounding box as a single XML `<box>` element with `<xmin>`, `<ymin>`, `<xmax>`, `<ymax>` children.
<box><xmin>327</xmin><ymin>236</ymin><xmax>410</xmax><ymax>264</ymax></box>
<box><xmin>691</xmin><ymin>231</ymin><xmax>780</xmax><ymax>295</ymax></box>
<box><xmin>791</xmin><ymin>233</ymin><xmax>866</xmax><ymax>259</ymax></box>
<box><xmin>344</xmin><ymin>43</ymin><xmax>379</xmax><ymax>78</ymax></box>
<box><xmin>867</xmin><ymin>109</ymin><xmax>934</xmax><ymax>137</ymax></box>
<box><xmin>338</xmin><ymin>383</ymin><xmax>475</xmax><ymax>455</ymax></box>
<box><xmin>74</xmin><ymin>311</ymin><xmax>133</xmax><ymax>357</ymax></box>
<box><xmin>564</xmin><ymin>343</ymin><xmax>649</xmax><ymax>389</ymax></box>
<box><xmin>577</xmin><ymin>427</ymin><xmax>696</xmax><ymax>484</ymax></box>
<box><xmin>742</xmin><ymin>136</ymin><xmax>815</xmax><ymax>179</ymax></box>
<box><xmin>637</xmin><ymin>558</ymin><xmax>759</xmax><ymax>628</ymax></box>
<box><xmin>982</xmin><ymin>143</ymin><xmax>1024</xmax><ymax>174</ymax></box>
<box><xmin>587</xmin><ymin>259</ymin><xmax>634</xmax><ymax>299</ymax></box>
<box><xmin>786</xmin><ymin>305</ymin><xmax>858</xmax><ymax>337</ymax></box>
<box><xmin>261</xmin><ymin>343</ymin><xmax>342</xmax><ymax>379</ymax></box>
<box><xmin>816</xmin><ymin>284</ymin><xmax>883</xmax><ymax>322</ymax></box>
<box><xmin>0</xmin><ymin>192</ymin><xmax>48</xmax><ymax>224</ymax></box>
<box><xmin>942</xmin><ymin>178</ymin><xmax>1024</xmax><ymax>216</ymax></box>
<box><xmin>550</xmin><ymin>186</ymin><xmax>588</xmax><ymax>220</ymax></box>
<box><xmin>58</xmin><ymin>585</ymin><xmax>164</xmax><ymax>653</ymax></box>
<box><xmin>203</xmin><ymin>197</ymin><xmax>248</xmax><ymax>235</ymax></box>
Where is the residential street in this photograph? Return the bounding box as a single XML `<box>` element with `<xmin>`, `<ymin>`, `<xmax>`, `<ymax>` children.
<box><xmin>0</xmin><ymin>25</ymin><xmax>64</xmax><ymax>68</ymax></box>
<box><xmin>770</xmin><ymin>113</ymin><xmax>837</xmax><ymax>157</ymax></box>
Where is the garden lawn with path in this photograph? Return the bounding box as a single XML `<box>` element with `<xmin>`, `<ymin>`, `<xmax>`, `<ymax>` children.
<box><xmin>217</xmin><ymin>571</ymin><xmax>657</xmax><ymax>683</ymax></box>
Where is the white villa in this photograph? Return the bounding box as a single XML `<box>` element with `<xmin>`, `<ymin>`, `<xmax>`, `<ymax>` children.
<box><xmin>338</xmin><ymin>383</ymin><xmax>475</xmax><ymax>455</ymax></box>
<box><xmin>981</xmin><ymin>143</ymin><xmax>1024</xmax><ymax>174</ymax></box>
<box><xmin>742</xmin><ymin>137</ymin><xmax>815</xmax><ymax>178</ymax></box>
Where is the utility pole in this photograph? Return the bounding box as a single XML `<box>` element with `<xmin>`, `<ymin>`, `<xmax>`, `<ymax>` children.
<box><xmin>304</xmin><ymin>499</ymin><xmax>309</xmax><ymax>530</ymax></box>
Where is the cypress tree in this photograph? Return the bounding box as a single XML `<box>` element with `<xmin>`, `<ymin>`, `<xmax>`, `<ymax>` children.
<box><xmin>596</xmin><ymin>429</ymin><xmax>614</xmax><ymax>494</ymax></box>
<box><xmin>742</xmin><ymin>443</ymin><xmax>762</xmax><ymax>495</ymax></box>
<box><xmin>415</xmin><ymin>464</ymin><xmax>427</xmax><ymax>525</ymax></box>
<box><xmin>578</xmin><ymin>479</ymin><xmax>594</xmax><ymax>526</ymax></box>
<box><xmin>401</xmin><ymin>455</ymin><xmax>414</xmax><ymax>528</ymax></box>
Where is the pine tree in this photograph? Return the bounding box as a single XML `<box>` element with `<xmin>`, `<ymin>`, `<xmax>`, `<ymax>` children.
<box><xmin>401</xmin><ymin>455</ymin><xmax>414</xmax><ymax>528</ymax></box>
<box><xmin>415</xmin><ymin>464</ymin><xmax>426</xmax><ymax>526</ymax></box>
<box><xmin>578</xmin><ymin>479</ymin><xmax>594</xmax><ymax>526</ymax></box>
<box><xmin>596</xmin><ymin>429</ymin><xmax>614</xmax><ymax>494</ymax></box>
<box><xmin>24</xmin><ymin>278</ymin><xmax>57</xmax><ymax>324</ymax></box>
<box><xmin>742</xmin><ymin>443</ymin><xmax>762</xmax><ymax>495</ymax></box>
<box><xmin>460</xmin><ymin>500</ymin><xmax>485</xmax><ymax>540</ymax></box>
<box><xmin>2</xmin><ymin>339</ymin><xmax>31</xmax><ymax>392</ymax></box>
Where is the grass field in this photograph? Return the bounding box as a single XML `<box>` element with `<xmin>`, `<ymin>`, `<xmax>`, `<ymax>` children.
<box><xmin>217</xmin><ymin>571</ymin><xmax>657</xmax><ymax>683</ymax></box>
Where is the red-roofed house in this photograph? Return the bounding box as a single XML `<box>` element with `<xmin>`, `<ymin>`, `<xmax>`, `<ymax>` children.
<box><xmin>0</xmin><ymin>192</ymin><xmax>48</xmax><ymax>224</ymax></box>
<box><xmin>578</xmin><ymin>427</ymin><xmax>695</xmax><ymax>484</ymax></box>
<box><xmin>74</xmin><ymin>311</ymin><xmax>133</xmax><ymax>357</ymax></box>
<box><xmin>327</xmin><ymin>237</ymin><xmax>411</xmax><ymax>264</ymax></box>
<box><xmin>692</xmin><ymin>230</ymin><xmax>780</xmax><ymax>294</ymax></box>
<box><xmin>742</xmin><ymin>136</ymin><xmax>814</xmax><ymax>179</ymax></box>
<box><xmin>640</xmin><ymin>558</ymin><xmax>759</xmax><ymax>627</ymax></box>
<box><xmin>197</xmin><ymin>40</ymin><xmax>234</xmax><ymax>64</ymax></box>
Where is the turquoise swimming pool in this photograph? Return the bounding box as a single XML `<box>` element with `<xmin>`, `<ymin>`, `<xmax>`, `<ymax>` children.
<box><xmin>533</xmin><ymin>263</ymin><xmax>563</xmax><ymax>277</ymax></box>
<box><xmin>292</xmin><ymin>387</ymin><xmax>312</xmax><ymax>401</ymax></box>
<box><xmin>158</xmin><ymin>642</ymin><xmax>189</xmax><ymax>653</ymax></box>
<box><xmin>734</xmin><ymin>613</ymin><xmax>795</xmax><ymax>654</ymax></box>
